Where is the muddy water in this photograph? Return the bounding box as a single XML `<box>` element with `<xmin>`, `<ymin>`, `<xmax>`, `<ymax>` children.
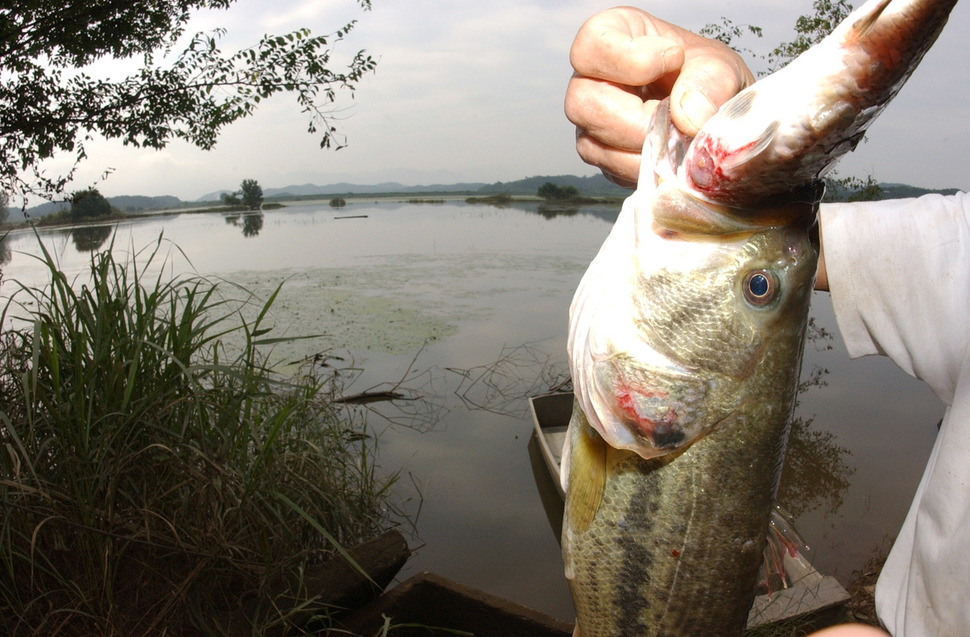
<box><xmin>0</xmin><ymin>200</ymin><xmax>943</xmax><ymax>622</ymax></box>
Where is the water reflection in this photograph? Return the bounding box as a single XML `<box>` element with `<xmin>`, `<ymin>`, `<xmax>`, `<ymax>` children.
<box><xmin>536</xmin><ymin>203</ymin><xmax>582</xmax><ymax>219</ymax></box>
<box><xmin>779</xmin><ymin>414</ymin><xmax>854</xmax><ymax>518</ymax></box>
<box><xmin>0</xmin><ymin>234</ymin><xmax>10</xmax><ymax>266</ymax></box>
<box><xmin>69</xmin><ymin>225</ymin><xmax>112</xmax><ymax>252</ymax></box>
<box><xmin>778</xmin><ymin>321</ymin><xmax>854</xmax><ymax>519</ymax></box>
<box><xmin>223</xmin><ymin>211</ymin><xmax>264</xmax><ymax>237</ymax></box>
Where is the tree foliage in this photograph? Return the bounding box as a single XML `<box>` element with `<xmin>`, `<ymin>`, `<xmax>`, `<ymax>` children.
<box><xmin>698</xmin><ymin>20</ymin><xmax>763</xmax><ymax>64</ymax></box>
<box><xmin>221</xmin><ymin>191</ymin><xmax>241</xmax><ymax>206</ymax></box>
<box><xmin>537</xmin><ymin>182</ymin><xmax>580</xmax><ymax>201</ymax></box>
<box><xmin>70</xmin><ymin>188</ymin><xmax>113</xmax><ymax>219</ymax></box>
<box><xmin>240</xmin><ymin>178</ymin><xmax>263</xmax><ymax>210</ymax></box>
<box><xmin>701</xmin><ymin>0</ymin><xmax>854</xmax><ymax>75</ymax></box>
<box><xmin>823</xmin><ymin>174</ymin><xmax>885</xmax><ymax>202</ymax></box>
<box><xmin>766</xmin><ymin>0</ymin><xmax>854</xmax><ymax>71</ymax></box>
<box><xmin>0</xmin><ymin>0</ymin><xmax>376</xmax><ymax>202</ymax></box>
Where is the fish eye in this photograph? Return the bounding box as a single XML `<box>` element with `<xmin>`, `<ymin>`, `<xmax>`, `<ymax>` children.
<box><xmin>742</xmin><ymin>269</ymin><xmax>778</xmax><ymax>307</ymax></box>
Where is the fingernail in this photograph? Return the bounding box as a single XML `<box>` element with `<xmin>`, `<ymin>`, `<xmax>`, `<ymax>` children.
<box><xmin>660</xmin><ymin>46</ymin><xmax>679</xmax><ymax>74</ymax></box>
<box><xmin>679</xmin><ymin>89</ymin><xmax>717</xmax><ymax>133</ymax></box>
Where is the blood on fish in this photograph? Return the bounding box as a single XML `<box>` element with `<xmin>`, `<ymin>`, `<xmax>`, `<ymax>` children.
<box><xmin>689</xmin><ymin>134</ymin><xmax>767</xmax><ymax>194</ymax></box>
<box><xmin>615</xmin><ymin>384</ymin><xmax>679</xmax><ymax>443</ymax></box>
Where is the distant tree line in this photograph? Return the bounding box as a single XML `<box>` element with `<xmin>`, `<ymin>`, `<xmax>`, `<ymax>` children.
<box><xmin>70</xmin><ymin>188</ymin><xmax>115</xmax><ymax>219</ymax></box>
<box><xmin>221</xmin><ymin>179</ymin><xmax>264</xmax><ymax>210</ymax></box>
<box><xmin>537</xmin><ymin>182</ymin><xmax>580</xmax><ymax>201</ymax></box>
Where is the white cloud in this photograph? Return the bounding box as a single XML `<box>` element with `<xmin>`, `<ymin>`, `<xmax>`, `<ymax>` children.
<box><xmin>34</xmin><ymin>0</ymin><xmax>970</xmax><ymax>201</ymax></box>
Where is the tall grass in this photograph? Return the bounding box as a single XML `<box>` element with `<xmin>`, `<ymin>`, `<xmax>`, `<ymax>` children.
<box><xmin>0</xmin><ymin>235</ymin><xmax>399</xmax><ymax>635</ymax></box>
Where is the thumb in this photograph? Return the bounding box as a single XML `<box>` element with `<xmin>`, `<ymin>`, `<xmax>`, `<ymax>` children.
<box><xmin>669</xmin><ymin>53</ymin><xmax>753</xmax><ymax>136</ymax></box>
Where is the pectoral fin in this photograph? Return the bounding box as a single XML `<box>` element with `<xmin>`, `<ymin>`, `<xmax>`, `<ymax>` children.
<box><xmin>565</xmin><ymin>408</ymin><xmax>607</xmax><ymax>535</ymax></box>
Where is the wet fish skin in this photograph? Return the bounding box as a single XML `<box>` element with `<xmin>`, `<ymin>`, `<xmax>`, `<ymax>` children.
<box><xmin>684</xmin><ymin>0</ymin><xmax>959</xmax><ymax>206</ymax></box>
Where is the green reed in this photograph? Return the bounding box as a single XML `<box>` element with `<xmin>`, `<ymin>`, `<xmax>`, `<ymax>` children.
<box><xmin>0</xmin><ymin>234</ymin><xmax>398</xmax><ymax>635</ymax></box>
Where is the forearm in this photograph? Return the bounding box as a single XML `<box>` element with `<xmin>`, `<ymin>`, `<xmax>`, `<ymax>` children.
<box><xmin>815</xmin><ymin>236</ymin><xmax>828</xmax><ymax>291</ymax></box>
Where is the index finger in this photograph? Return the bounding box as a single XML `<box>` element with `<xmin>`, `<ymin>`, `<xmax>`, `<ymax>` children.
<box><xmin>569</xmin><ymin>8</ymin><xmax>685</xmax><ymax>86</ymax></box>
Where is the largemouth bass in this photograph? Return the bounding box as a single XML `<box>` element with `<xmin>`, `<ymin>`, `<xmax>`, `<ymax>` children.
<box><xmin>562</xmin><ymin>0</ymin><xmax>956</xmax><ymax>635</ymax></box>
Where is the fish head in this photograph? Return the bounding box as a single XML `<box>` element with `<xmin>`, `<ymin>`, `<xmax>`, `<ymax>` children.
<box><xmin>573</xmin><ymin>191</ymin><xmax>818</xmax><ymax>459</ymax></box>
<box><xmin>568</xmin><ymin>100</ymin><xmax>819</xmax><ymax>459</ymax></box>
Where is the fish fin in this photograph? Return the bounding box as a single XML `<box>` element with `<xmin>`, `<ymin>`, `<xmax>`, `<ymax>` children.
<box><xmin>686</xmin><ymin>93</ymin><xmax>778</xmax><ymax>192</ymax></box>
<box><xmin>705</xmin><ymin>88</ymin><xmax>778</xmax><ymax>170</ymax></box>
<box><xmin>728</xmin><ymin>119</ymin><xmax>779</xmax><ymax>170</ymax></box>
<box><xmin>565</xmin><ymin>408</ymin><xmax>607</xmax><ymax>535</ymax></box>
<box><xmin>720</xmin><ymin>89</ymin><xmax>758</xmax><ymax>120</ymax></box>
<box><xmin>641</xmin><ymin>98</ymin><xmax>692</xmax><ymax>187</ymax></box>
<box><xmin>848</xmin><ymin>0</ymin><xmax>891</xmax><ymax>38</ymax></box>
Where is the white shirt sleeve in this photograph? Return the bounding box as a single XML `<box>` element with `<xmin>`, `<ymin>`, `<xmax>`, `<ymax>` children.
<box><xmin>821</xmin><ymin>192</ymin><xmax>970</xmax><ymax>405</ymax></box>
<box><xmin>820</xmin><ymin>192</ymin><xmax>970</xmax><ymax>637</ymax></box>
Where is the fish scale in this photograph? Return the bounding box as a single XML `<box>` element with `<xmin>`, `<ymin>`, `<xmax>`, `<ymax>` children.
<box><xmin>563</xmin><ymin>0</ymin><xmax>957</xmax><ymax>633</ymax></box>
<box><xmin>635</xmin><ymin>266</ymin><xmax>760</xmax><ymax>377</ymax></box>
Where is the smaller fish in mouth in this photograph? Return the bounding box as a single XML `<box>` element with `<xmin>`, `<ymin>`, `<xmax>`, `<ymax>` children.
<box><xmin>681</xmin><ymin>0</ymin><xmax>959</xmax><ymax>207</ymax></box>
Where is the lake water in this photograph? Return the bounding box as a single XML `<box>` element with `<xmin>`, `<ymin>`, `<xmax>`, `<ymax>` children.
<box><xmin>0</xmin><ymin>200</ymin><xmax>944</xmax><ymax>623</ymax></box>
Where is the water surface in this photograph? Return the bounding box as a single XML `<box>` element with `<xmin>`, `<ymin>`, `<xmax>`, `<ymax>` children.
<box><xmin>0</xmin><ymin>200</ymin><xmax>943</xmax><ymax>622</ymax></box>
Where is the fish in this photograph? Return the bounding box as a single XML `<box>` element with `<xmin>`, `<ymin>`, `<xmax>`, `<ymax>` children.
<box><xmin>561</xmin><ymin>0</ymin><xmax>957</xmax><ymax>635</ymax></box>
<box><xmin>686</xmin><ymin>0</ymin><xmax>957</xmax><ymax>207</ymax></box>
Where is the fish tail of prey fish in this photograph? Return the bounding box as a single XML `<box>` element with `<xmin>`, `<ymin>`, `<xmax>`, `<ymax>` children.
<box><xmin>562</xmin><ymin>0</ymin><xmax>957</xmax><ymax>635</ymax></box>
<box><xmin>684</xmin><ymin>0</ymin><xmax>959</xmax><ymax>207</ymax></box>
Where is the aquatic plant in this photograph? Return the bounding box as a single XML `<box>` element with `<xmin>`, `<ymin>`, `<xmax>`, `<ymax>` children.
<box><xmin>0</xmin><ymin>234</ymin><xmax>399</xmax><ymax>635</ymax></box>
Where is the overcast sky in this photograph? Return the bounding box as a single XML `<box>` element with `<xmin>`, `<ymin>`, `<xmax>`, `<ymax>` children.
<box><xmin>39</xmin><ymin>0</ymin><xmax>970</xmax><ymax>202</ymax></box>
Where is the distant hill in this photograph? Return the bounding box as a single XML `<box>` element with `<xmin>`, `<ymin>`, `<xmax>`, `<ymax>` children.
<box><xmin>231</xmin><ymin>174</ymin><xmax>629</xmax><ymax>200</ymax></box>
<box><xmin>876</xmin><ymin>182</ymin><xmax>961</xmax><ymax>199</ymax></box>
<box><xmin>823</xmin><ymin>180</ymin><xmax>961</xmax><ymax>202</ymax></box>
<box><xmin>9</xmin><ymin>176</ymin><xmax>962</xmax><ymax>220</ymax></box>
<box><xmin>479</xmin><ymin>174</ymin><xmax>629</xmax><ymax>198</ymax></box>
<box><xmin>264</xmin><ymin>181</ymin><xmax>488</xmax><ymax>198</ymax></box>
<box><xmin>196</xmin><ymin>182</ymin><xmax>490</xmax><ymax>201</ymax></box>
<box><xmin>17</xmin><ymin>200</ymin><xmax>70</xmax><ymax>219</ymax></box>
<box><xmin>108</xmin><ymin>195</ymin><xmax>181</xmax><ymax>212</ymax></box>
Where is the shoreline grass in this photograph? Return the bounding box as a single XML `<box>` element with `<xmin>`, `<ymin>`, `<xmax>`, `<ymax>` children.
<box><xmin>0</xmin><ymin>233</ymin><xmax>400</xmax><ymax>635</ymax></box>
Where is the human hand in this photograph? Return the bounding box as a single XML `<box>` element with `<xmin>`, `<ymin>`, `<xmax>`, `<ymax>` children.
<box><xmin>808</xmin><ymin>624</ymin><xmax>889</xmax><ymax>637</ymax></box>
<box><xmin>565</xmin><ymin>7</ymin><xmax>754</xmax><ymax>187</ymax></box>
<box><xmin>575</xmin><ymin>622</ymin><xmax>885</xmax><ymax>637</ymax></box>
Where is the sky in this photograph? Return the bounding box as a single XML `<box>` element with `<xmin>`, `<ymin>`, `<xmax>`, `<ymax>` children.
<box><xmin>36</xmin><ymin>0</ymin><xmax>970</xmax><ymax>202</ymax></box>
